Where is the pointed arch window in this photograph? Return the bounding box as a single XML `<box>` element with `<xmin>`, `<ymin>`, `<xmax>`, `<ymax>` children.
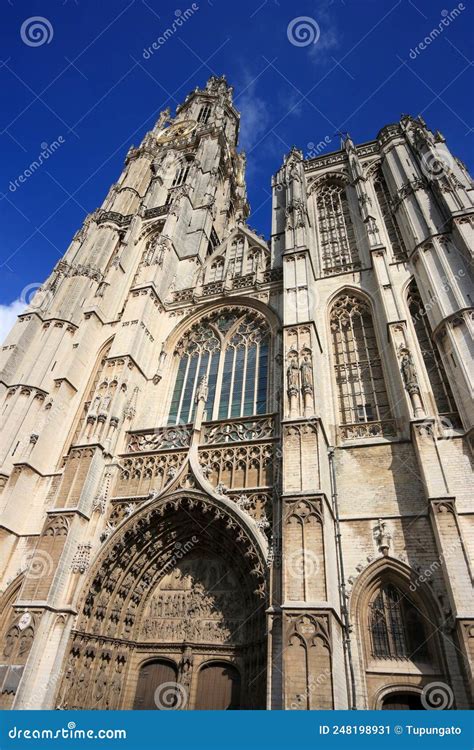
<box><xmin>197</xmin><ymin>104</ymin><xmax>212</xmax><ymax>124</ymax></box>
<box><xmin>228</xmin><ymin>239</ymin><xmax>245</xmax><ymax>278</ymax></box>
<box><xmin>373</xmin><ymin>168</ymin><xmax>407</xmax><ymax>261</ymax></box>
<box><xmin>407</xmin><ymin>280</ymin><xmax>459</xmax><ymax>424</ymax></box>
<box><xmin>316</xmin><ymin>181</ymin><xmax>360</xmax><ymax>275</ymax></box>
<box><xmin>172</xmin><ymin>158</ymin><xmax>192</xmax><ymax>187</ymax></box>
<box><xmin>168</xmin><ymin>311</ymin><xmax>270</xmax><ymax>425</ymax></box>
<box><xmin>330</xmin><ymin>294</ymin><xmax>394</xmax><ymax>439</ymax></box>
<box><xmin>369</xmin><ymin>584</ymin><xmax>429</xmax><ymax>660</ymax></box>
<box><xmin>207</xmin><ymin>258</ymin><xmax>224</xmax><ymax>283</ymax></box>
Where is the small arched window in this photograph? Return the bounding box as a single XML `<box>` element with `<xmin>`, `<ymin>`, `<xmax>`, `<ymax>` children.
<box><xmin>407</xmin><ymin>280</ymin><xmax>459</xmax><ymax>424</ymax></box>
<box><xmin>369</xmin><ymin>584</ymin><xmax>429</xmax><ymax>661</ymax></box>
<box><xmin>330</xmin><ymin>294</ymin><xmax>394</xmax><ymax>439</ymax></box>
<box><xmin>168</xmin><ymin>310</ymin><xmax>270</xmax><ymax>425</ymax></box>
<box><xmin>372</xmin><ymin>167</ymin><xmax>407</xmax><ymax>261</ymax></box>
<box><xmin>316</xmin><ymin>181</ymin><xmax>359</xmax><ymax>275</ymax></box>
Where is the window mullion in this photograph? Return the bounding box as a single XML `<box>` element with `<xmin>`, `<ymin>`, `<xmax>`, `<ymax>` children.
<box><xmin>240</xmin><ymin>345</ymin><xmax>248</xmax><ymax>417</ymax></box>
<box><xmin>176</xmin><ymin>356</ymin><xmax>191</xmax><ymax>424</ymax></box>
<box><xmin>188</xmin><ymin>352</ymin><xmax>202</xmax><ymax>422</ymax></box>
<box><xmin>228</xmin><ymin>347</ymin><xmax>237</xmax><ymax>419</ymax></box>
<box><xmin>253</xmin><ymin>343</ymin><xmax>260</xmax><ymax>414</ymax></box>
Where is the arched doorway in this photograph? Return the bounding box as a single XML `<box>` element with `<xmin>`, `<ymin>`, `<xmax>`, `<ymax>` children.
<box><xmin>56</xmin><ymin>491</ymin><xmax>267</xmax><ymax>710</ymax></box>
<box><xmin>133</xmin><ymin>659</ymin><xmax>178</xmax><ymax>710</ymax></box>
<box><xmin>381</xmin><ymin>692</ymin><xmax>423</xmax><ymax>710</ymax></box>
<box><xmin>195</xmin><ymin>662</ymin><xmax>241</xmax><ymax>710</ymax></box>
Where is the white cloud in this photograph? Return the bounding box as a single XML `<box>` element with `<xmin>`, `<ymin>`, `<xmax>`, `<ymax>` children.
<box><xmin>308</xmin><ymin>4</ymin><xmax>341</xmax><ymax>64</ymax></box>
<box><xmin>237</xmin><ymin>85</ymin><xmax>271</xmax><ymax>152</ymax></box>
<box><xmin>0</xmin><ymin>299</ymin><xmax>26</xmax><ymax>344</ymax></box>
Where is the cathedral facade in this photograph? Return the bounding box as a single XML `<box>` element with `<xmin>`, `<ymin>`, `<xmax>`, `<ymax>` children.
<box><xmin>0</xmin><ymin>76</ymin><xmax>472</xmax><ymax>711</ymax></box>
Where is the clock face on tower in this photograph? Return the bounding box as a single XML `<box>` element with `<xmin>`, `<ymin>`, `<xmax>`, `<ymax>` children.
<box><xmin>156</xmin><ymin>120</ymin><xmax>197</xmax><ymax>143</ymax></box>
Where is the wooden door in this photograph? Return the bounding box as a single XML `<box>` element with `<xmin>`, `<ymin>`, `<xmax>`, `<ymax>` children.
<box><xmin>381</xmin><ymin>692</ymin><xmax>423</xmax><ymax>710</ymax></box>
<box><xmin>133</xmin><ymin>660</ymin><xmax>177</xmax><ymax>710</ymax></box>
<box><xmin>194</xmin><ymin>662</ymin><xmax>241</xmax><ymax>710</ymax></box>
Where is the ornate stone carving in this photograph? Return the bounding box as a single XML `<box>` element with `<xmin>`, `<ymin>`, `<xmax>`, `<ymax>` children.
<box><xmin>71</xmin><ymin>543</ymin><xmax>92</xmax><ymax>573</ymax></box>
<box><xmin>203</xmin><ymin>415</ymin><xmax>275</xmax><ymax>444</ymax></box>
<box><xmin>373</xmin><ymin>518</ymin><xmax>391</xmax><ymax>556</ymax></box>
<box><xmin>127</xmin><ymin>425</ymin><xmax>192</xmax><ymax>452</ymax></box>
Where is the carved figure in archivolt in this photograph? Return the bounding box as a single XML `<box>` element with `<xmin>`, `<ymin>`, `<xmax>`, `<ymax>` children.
<box><xmin>139</xmin><ymin>555</ymin><xmax>247</xmax><ymax>645</ymax></box>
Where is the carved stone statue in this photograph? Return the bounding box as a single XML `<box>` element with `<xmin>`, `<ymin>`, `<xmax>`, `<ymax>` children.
<box><xmin>400</xmin><ymin>348</ymin><xmax>419</xmax><ymax>392</ymax></box>
<box><xmin>300</xmin><ymin>355</ymin><xmax>313</xmax><ymax>393</ymax></box>
<box><xmin>287</xmin><ymin>360</ymin><xmax>299</xmax><ymax>396</ymax></box>
<box><xmin>374</xmin><ymin>518</ymin><xmax>391</xmax><ymax>556</ymax></box>
<box><xmin>196</xmin><ymin>374</ymin><xmax>208</xmax><ymax>404</ymax></box>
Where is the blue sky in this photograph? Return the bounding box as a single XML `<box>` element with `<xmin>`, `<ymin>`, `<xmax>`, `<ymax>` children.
<box><xmin>1</xmin><ymin>0</ymin><xmax>473</xmax><ymax>339</ymax></box>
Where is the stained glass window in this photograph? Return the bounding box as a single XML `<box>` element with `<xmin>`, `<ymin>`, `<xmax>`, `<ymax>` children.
<box><xmin>168</xmin><ymin>311</ymin><xmax>270</xmax><ymax>424</ymax></box>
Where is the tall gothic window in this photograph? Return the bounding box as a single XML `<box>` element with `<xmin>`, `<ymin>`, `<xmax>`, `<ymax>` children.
<box><xmin>197</xmin><ymin>104</ymin><xmax>212</xmax><ymax>124</ymax></box>
<box><xmin>373</xmin><ymin>168</ymin><xmax>407</xmax><ymax>261</ymax></box>
<box><xmin>330</xmin><ymin>294</ymin><xmax>394</xmax><ymax>439</ymax></box>
<box><xmin>168</xmin><ymin>310</ymin><xmax>270</xmax><ymax>425</ymax></box>
<box><xmin>407</xmin><ymin>280</ymin><xmax>459</xmax><ymax>423</ymax></box>
<box><xmin>316</xmin><ymin>181</ymin><xmax>360</xmax><ymax>275</ymax></box>
<box><xmin>369</xmin><ymin>584</ymin><xmax>429</xmax><ymax>660</ymax></box>
<box><xmin>172</xmin><ymin>159</ymin><xmax>192</xmax><ymax>187</ymax></box>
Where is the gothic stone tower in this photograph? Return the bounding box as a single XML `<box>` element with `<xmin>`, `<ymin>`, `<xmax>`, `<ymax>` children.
<box><xmin>0</xmin><ymin>77</ymin><xmax>473</xmax><ymax>711</ymax></box>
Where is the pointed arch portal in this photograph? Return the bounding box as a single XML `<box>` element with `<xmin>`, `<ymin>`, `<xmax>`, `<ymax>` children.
<box><xmin>56</xmin><ymin>491</ymin><xmax>267</xmax><ymax>710</ymax></box>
